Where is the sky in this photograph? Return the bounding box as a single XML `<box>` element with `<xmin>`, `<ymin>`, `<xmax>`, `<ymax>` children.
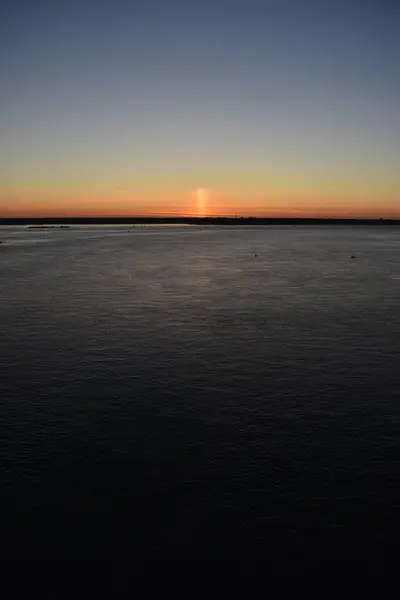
<box><xmin>1</xmin><ymin>0</ymin><xmax>399</xmax><ymax>218</ymax></box>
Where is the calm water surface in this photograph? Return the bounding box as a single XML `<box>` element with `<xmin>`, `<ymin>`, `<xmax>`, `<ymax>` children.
<box><xmin>1</xmin><ymin>225</ymin><xmax>399</xmax><ymax>562</ymax></box>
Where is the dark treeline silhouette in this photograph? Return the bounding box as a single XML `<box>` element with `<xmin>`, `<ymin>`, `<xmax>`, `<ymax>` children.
<box><xmin>1</xmin><ymin>216</ymin><xmax>400</xmax><ymax>226</ymax></box>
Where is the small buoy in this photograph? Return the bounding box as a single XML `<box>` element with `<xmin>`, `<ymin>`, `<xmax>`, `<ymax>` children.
<box><xmin>255</xmin><ymin>254</ymin><xmax>258</xmax><ymax>257</ymax></box>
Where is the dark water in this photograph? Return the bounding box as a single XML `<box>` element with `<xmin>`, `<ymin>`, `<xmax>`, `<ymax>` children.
<box><xmin>1</xmin><ymin>225</ymin><xmax>399</xmax><ymax>562</ymax></box>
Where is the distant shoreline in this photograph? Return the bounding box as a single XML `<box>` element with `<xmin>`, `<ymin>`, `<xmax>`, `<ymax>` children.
<box><xmin>1</xmin><ymin>217</ymin><xmax>400</xmax><ymax>226</ymax></box>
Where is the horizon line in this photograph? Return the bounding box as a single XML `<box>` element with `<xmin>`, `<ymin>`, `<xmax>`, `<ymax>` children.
<box><xmin>2</xmin><ymin>215</ymin><xmax>400</xmax><ymax>224</ymax></box>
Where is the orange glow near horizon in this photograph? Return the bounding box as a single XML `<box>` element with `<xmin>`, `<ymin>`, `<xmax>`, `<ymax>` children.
<box><xmin>1</xmin><ymin>185</ymin><xmax>400</xmax><ymax>219</ymax></box>
<box><xmin>2</xmin><ymin>199</ymin><xmax>400</xmax><ymax>220</ymax></box>
<box><xmin>195</xmin><ymin>187</ymin><xmax>208</xmax><ymax>216</ymax></box>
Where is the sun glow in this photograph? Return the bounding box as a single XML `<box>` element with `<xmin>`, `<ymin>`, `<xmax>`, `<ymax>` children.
<box><xmin>195</xmin><ymin>186</ymin><xmax>208</xmax><ymax>216</ymax></box>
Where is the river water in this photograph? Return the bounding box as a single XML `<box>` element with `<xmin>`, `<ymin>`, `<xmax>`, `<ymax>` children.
<box><xmin>1</xmin><ymin>225</ymin><xmax>399</xmax><ymax>562</ymax></box>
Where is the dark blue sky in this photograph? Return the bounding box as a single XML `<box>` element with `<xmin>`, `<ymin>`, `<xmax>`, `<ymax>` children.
<box><xmin>1</xmin><ymin>0</ymin><xmax>399</xmax><ymax>216</ymax></box>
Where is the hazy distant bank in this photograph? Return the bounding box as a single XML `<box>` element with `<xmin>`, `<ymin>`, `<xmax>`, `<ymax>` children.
<box><xmin>1</xmin><ymin>217</ymin><xmax>400</xmax><ymax>226</ymax></box>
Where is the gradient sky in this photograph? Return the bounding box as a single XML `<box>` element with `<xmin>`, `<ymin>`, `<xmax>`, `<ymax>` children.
<box><xmin>1</xmin><ymin>0</ymin><xmax>399</xmax><ymax>217</ymax></box>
